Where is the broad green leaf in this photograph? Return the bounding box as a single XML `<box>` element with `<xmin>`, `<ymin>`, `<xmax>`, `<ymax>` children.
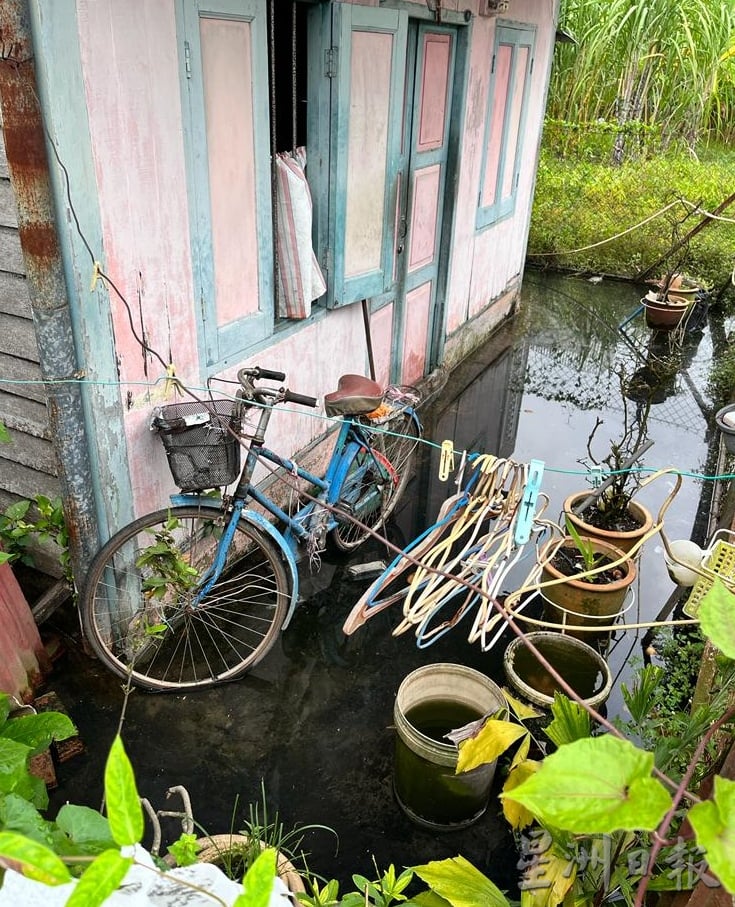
<box><xmin>65</xmin><ymin>849</ymin><xmax>133</xmax><ymax>907</ymax></box>
<box><xmin>0</xmin><ymin>830</ymin><xmax>71</xmax><ymax>884</ymax></box>
<box><xmin>519</xmin><ymin>845</ymin><xmax>576</xmax><ymax>907</ymax></box>
<box><xmin>13</xmin><ymin>769</ymin><xmax>49</xmax><ymax>810</ymax></box>
<box><xmin>501</xmin><ymin>736</ymin><xmax>671</xmax><ymax>833</ymax></box>
<box><xmin>687</xmin><ymin>775</ymin><xmax>735</xmax><ymax>892</ymax></box>
<box><xmin>103</xmin><ymin>736</ymin><xmax>143</xmax><ymax>846</ymax></box>
<box><xmin>1</xmin><ymin>712</ymin><xmax>77</xmax><ymax>755</ymax></box>
<box><xmin>0</xmin><ymin>694</ymin><xmax>10</xmax><ymax>725</ymax></box>
<box><xmin>0</xmin><ymin>792</ymin><xmax>53</xmax><ymax>845</ymax></box>
<box><xmin>55</xmin><ymin>804</ymin><xmax>115</xmax><ymax>855</ymax></box>
<box><xmin>503</xmin><ymin>688</ymin><xmax>543</xmax><ymax>721</ymax></box>
<box><xmin>0</xmin><ymin>552</ymin><xmax>11</xmax><ymax>564</ymax></box>
<box><xmin>544</xmin><ymin>694</ymin><xmax>591</xmax><ymax>747</ymax></box>
<box><xmin>0</xmin><ymin>737</ymin><xmax>33</xmax><ymax>794</ymax></box>
<box><xmin>0</xmin><ymin>421</ymin><xmax>11</xmax><ymax>443</ymax></box>
<box><xmin>236</xmin><ymin>847</ymin><xmax>276</xmax><ymax>907</ymax></box>
<box><xmin>5</xmin><ymin>500</ymin><xmax>31</xmax><ymax>520</ymax></box>
<box><xmin>413</xmin><ymin>855</ymin><xmax>510</xmax><ymax>907</ymax></box>
<box><xmin>410</xmin><ymin>892</ymin><xmax>452</xmax><ymax>906</ymax></box>
<box><xmin>457</xmin><ymin>719</ymin><xmax>528</xmax><ymax>773</ymax></box>
<box><xmin>698</xmin><ymin>578</ymin><xmax>735</xmax><ymax>659</ymax></box>
<box><xmin>502</xmin><ymin>760</ymin><xmax>540</xmax><ymax>830</ymax></box>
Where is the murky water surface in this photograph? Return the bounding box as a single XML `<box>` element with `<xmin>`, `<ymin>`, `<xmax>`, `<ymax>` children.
<box><xmin>46</xmin><ymin>273</ymin><xmax>725</xmax><ymax>892</ymax></box>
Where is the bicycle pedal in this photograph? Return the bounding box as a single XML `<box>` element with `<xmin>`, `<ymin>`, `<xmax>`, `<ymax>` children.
<box><xmin>347</xmin><ymin>561</ymin><xmax>388</xmax><ymax>580</ymax></box>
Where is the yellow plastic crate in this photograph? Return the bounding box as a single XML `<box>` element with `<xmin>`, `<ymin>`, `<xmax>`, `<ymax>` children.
<box><xmin>683</xmin><ymin>538</ymin><xmax>735</xmax><ymax>617</ymax></box>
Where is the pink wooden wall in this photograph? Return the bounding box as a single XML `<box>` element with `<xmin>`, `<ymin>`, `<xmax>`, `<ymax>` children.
<box><xmin>446</xmin><ymin>0</ymin><xmax>556</xmax><ymax>334</ymax></box>
<box><xmin>70</xmin><ymin>0</ymin><xmax>557</xmax><ymax>517</ymax></box>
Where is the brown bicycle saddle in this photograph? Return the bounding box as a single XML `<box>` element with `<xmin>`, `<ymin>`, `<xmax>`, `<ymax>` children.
<box><xmin>324</xmin><ymin>374</ymin><xmax>384</xmax><ymax>417</ymax></box>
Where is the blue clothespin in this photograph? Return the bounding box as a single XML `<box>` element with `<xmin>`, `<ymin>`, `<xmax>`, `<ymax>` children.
<box><xmin>514</xmin><ymin>459</ymin><xmax>545</xmax><ymax>546</ymax></box>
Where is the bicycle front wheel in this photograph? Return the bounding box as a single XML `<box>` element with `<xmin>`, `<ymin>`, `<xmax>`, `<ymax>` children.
<box><xmin>81</xmin><ymin>506</ymin><xmax>290</xmax><ymax>691</ymax></box>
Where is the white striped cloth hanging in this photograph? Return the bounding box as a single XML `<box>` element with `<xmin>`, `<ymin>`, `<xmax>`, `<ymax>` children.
<box><xmin>275</xmin><ymin>147</ymin><xmax>326</xmax><ymax>319</ymax></box>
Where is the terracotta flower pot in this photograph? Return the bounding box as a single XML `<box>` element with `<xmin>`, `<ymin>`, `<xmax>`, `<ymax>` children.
<box><xmin>563</xmin><ymin>491</ymin><xmax>654</xmax><ymax>557</ymax></box>
<box><xmin>538</xmin><ymin>535</ymin><xmax>636</xmax><ymax>639</ymax></box>
<box><xmin>641</xmin><ymin>291</ymin><xmax>693</xmax><ymax>330</ymax></box>
<box><xmin>167</xmin><ymin>834</ymin><xmax>306</xmax><ymax>894</ymax></box>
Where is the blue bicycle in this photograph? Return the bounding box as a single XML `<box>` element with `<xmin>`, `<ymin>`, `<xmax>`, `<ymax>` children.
<box><xmin>80</xmin><ymin>367</ymin><xmax>422</xmax><ymax>691</ymax></box>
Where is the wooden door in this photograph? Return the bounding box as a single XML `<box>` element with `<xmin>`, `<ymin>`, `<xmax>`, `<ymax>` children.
<box><xmin>394</xmin><ymin>22</ymin><xmax>456</xmax><ymax>384</ymax></box>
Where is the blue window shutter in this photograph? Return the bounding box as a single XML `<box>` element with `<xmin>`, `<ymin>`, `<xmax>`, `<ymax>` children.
<box><xmin>476</xmin><ymin>24</ymin><xmax>535</xmax><ymax>230</ymax></box>
<box><xmin>325</xmin><ymin>5</ymin><xmax>407</xmax><ymax>309</ymax></box>
<box><xmin>179</xmin><ymin>0</ymin><xmax>273</xmax><ymax>367</ymax></box>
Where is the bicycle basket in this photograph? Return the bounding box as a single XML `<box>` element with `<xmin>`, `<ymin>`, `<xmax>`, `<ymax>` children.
<box><xmin>152</xmin><ymin>399</ymin><xmax>240</xmax><ymax>492</ymax></box>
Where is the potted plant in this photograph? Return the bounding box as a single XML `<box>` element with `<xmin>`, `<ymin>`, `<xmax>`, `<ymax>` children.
<box><xmin>564</xmin><ymin>369</ymin><xmax>655</xmax><ymax>556</ymax></box>
<box><xmin>641</xmin><ymin>272</ymin><xmax>701</xmax><ymax>330</ymax></box>
<box><xmin>536</xmin><ymin>518</ymin><xmax>637</xmax><ymax>639</ymax></box>
<box><xmin>159</xmin><ymin>782</ymin><xmax>337</xmax><ymax>898</ymax></box>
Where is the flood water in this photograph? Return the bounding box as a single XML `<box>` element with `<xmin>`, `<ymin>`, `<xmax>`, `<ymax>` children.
<box><xmin>44</xmin><ymin>272</ymin><xmax>724</xmax><ymax>894</ymax></box>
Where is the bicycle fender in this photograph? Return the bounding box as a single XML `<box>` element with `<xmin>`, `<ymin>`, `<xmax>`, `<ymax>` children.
<box><xmin>170</xmin><ymin>494</ymin><xmax>300</xmax><ymax>629</ymax></box>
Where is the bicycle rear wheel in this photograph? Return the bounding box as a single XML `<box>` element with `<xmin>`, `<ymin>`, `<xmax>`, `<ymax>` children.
<box><xmin>330</xmin><ymin>448</ymin><xmax>395</xmax><ymax>551</ymax></box>
<box><xmin>331</xmin><ymin>411</ymin><xmax>421</xmax><ymax>552</ymax></box>
<box><xmin>81</xmin><ymin>506</ymin><xmax>289</xmax><ymax>691</ymax></box>
<box><xmin>367</xmin><ymin>411</ymin><xmax>421</xmax><ymax>506</ymax></box>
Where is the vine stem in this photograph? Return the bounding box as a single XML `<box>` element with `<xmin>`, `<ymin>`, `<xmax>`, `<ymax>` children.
<box><xmin>633</xmin><ymin>705</ymin><xmax>735</xmax><ymax>907</ymax></box>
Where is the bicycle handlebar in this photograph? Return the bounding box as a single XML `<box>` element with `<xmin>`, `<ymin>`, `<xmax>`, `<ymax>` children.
<box><xmin>284</xmin><ymin>390</ymin><xmax>318</xmax><ymax>408</ymax></box>
<box><xmin>242</xmin><ymin>366</ymin><xmax>286</xmax><ymax>382</ymax></box>
<box><xmin>237</xmin><ymin>366</ymin><xmax>318</xmax><ymax>409</ymax></box>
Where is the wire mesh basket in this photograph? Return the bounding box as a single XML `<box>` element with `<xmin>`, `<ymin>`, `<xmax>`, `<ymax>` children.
<box><xmin>152</xmin><ymin>399</ymin><xmax>240</xmax><ymax>492</ymax></box>
<box><xmin>365</xmin><ymin>384</ymin><xmax>421</xmax><ymax>424</ymax></box>
<box><xmin>683</xmin><ymin>531</ymin><xmax>735</xmax><ymax>618</ymax></box>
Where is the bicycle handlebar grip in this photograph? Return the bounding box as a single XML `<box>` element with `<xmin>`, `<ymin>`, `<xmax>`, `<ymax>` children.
<box><xmin>284</xmin><ymin>390</ymin><xmax>318</xmax><ymax>408</ymax></box>
<box><xmin>254</xmin><ymin>367</ymin><xmax>286</xmax><ymax>381</ymax></box>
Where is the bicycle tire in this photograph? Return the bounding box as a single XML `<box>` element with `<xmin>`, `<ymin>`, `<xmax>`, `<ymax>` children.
<box><xmin>80</xmin><ymin>505</ymin><xmax>290</xmax><ymax>691</ymax></box>
<box><xmin>330</xmin><ymin>447</ymin><xmax>395</xmax><ymax>551</ymax></box>
<box><xmin>368</xmin><ymin>411</ymin><xmax>421</xmax><ymax>507</ymax></box>
<box><xmin>330</xmin><ymin>412</ymin><xmax>421</xmax><ymax>552</ymax></box>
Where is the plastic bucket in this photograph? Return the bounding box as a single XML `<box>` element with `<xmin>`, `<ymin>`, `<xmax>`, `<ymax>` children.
<box><xmin>393</xmin><ymin>663</ymin><xmax>505</xmax><ymax>831</ymax></box>
<box><xmin>503</xmin><ymin>632</ymin><xmax>612</xmax><ymax>710</ymax></box>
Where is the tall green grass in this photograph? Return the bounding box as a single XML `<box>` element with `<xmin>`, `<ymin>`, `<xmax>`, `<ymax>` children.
<box><xmin>527</xmin><ymin>142</ymin><xmax>735</xmax><ymax>292</ymax></box>
<box><xmin>550</xmin><ymin>0</ymin><xmax>735</xmax><ymax>152</ymax></box>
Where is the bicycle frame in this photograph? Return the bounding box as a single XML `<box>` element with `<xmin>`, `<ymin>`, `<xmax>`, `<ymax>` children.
<box><xmin>171</xmin><ymin>405</ymin><xmax>409</xmax><ymax>631</ymax></box>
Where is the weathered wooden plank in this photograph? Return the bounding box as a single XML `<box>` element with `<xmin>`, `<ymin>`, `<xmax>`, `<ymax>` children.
<box><xmin>0</xmin><ymin>426</ymin><xmax>57</xmax><ymax>473</ymax></box>
<box><xmin>0</xmin><ymin>352</ymin><xmax>46</xmax><ymax>404</ymax></box>
<box><xmin>0</xmin><ymin>313</ymin><xmax>39</xmax><ymax>359</ymax></box>
<box><xmin>0</xmin><ymin>457</ymin><xmax>59</xmax><ymax>501</ymax></box>
<box><xmin>0</xmin><ymin>390</ymin><xmax>50</xmax><ymax>439</ymax></box>
<box><xmin>0</xmin><ymin>271</ymin><xmax>31</xmax><ymax>318</ymax></box>
<box><xmin>0</xmin><ymin>180</ymin><xmax>18</xmax><ymax>229</ymax></box>
<box><xmin>0</xmin><ymin>227</ymin><xmax>25</xmax><ymax>275</ymax></box>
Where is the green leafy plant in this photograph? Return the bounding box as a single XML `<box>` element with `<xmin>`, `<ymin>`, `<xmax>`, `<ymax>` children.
<box><xmin>0</xmin><ymin>732</ymin><xmax>282</xmax><ymax>906</ymax></box>
<box><xmin>0</xmin><ymin>495</ymin><xmax>71</xmax><ymax>583</ymax></box>
<box><xmin>412</xmin><ymin>578</ymin><xmax>735</xmax><ymax>907</ymax></box>
<box><xmin>135</xmin><ymin>517</ymin><xmax>200</xmax><ymax>599</ymax></box>
<box><xmin>563</xmin><ymin>514</ymin><xmax>600</xmax><ymax>571</ymax></box>
<box><xmin>182</xmin><ymin>781</ymin><xmax>336</xmax><ymax>887</ymax></box>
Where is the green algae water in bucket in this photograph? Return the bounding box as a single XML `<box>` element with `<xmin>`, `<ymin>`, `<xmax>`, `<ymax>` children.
<box><xmin>393</xmin><ymin>663</ymin><xmax>505</xmax><ymax>830</ymax></box>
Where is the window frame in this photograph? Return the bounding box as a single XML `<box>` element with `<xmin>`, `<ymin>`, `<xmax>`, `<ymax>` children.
<box><xmin>476</xmin><ymin>23</ymin><xmax>535</xmax><ymax>231</ymax></box>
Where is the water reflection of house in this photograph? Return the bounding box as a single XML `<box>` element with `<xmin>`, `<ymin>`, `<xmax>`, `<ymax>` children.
<box><xmin>0</xmin><ymin>0</ymin><xmax>560</xmax><ymax>584</ymax></box>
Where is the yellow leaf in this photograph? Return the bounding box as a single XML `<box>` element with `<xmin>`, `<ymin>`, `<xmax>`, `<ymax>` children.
<box><xmin>503</xmin><ymin>760</ymin><xmax>540</xmax><ymax>829</ymax></box>
<box><xmin>511</xmin><ymin>734</ymin><xmax>532</xmax><ymax>771</ymax></box>
<box><xmin>457</xmin><ymin>720</ymin><xmax>529</xmax><ymax>773</ymax></box>
<box><xmin>519</xmin><ymin>842</ymin><xmax>577</xmax><ymax>907</ymax></box>
<box><xmin>504</xmin><ymin>688</ymin><xmax>543</xmax><ymax>720</ymax></box>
